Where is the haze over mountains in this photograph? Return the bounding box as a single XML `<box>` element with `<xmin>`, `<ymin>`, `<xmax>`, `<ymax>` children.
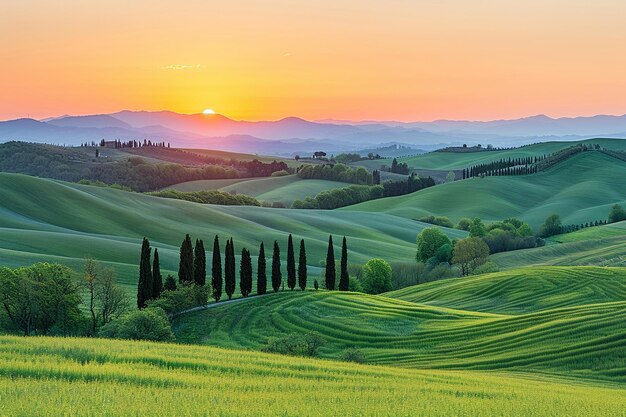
<box><xmin>1</xmin><ymin>111</ymin><xmax>626</xmax><ymax>156</ymax></box>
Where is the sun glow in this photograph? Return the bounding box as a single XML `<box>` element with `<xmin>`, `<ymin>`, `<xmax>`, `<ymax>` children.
<box><xmin>203</xmin><ymin>109</ymin><xmax>215</xmax><ymax>115</ymax></box>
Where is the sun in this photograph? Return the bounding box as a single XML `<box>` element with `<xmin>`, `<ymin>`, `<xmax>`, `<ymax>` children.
<box><xmin>203</xmin><ymin>108</ymin><xmax>215</xmax><ymax>115</ymax></box>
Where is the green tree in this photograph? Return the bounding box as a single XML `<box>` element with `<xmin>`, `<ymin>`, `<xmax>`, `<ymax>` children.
<box><xmin>193</xmin><ymin>239</ymin><xmax>206</xmax><ymax>286</ymax></box>
<box><xmin>178</xmin><ymin>234</ymin><xmax>194</xmax><ymax>284</ymax></box>
<box><xmin>298</xmin><ymin>239</ymin><xmax>307</xmax><ymax>291</ymax></box>
<box><xmin>257</xmin><ymin>242</ymin><xmax>267</xmax><ymax>295</ymax></box>
<box><xmin>287</xmin><ymin>234</ymin><xmax>296</xmax><ymax>290</ymax></box>
<box><xmin>452</xmin><ymin>237</ymin><xmax>490</xmax><ymax>276</ymax></box>
<box><xmin>325</xmin><ymin>235</ymin><xmax>336</xmax><ymax>290</ymax></box>
<box><xmin>469</xmin><ymin>218</ymin><xmax>487</xmax><ymax>237</ymax></box>
<box><xmin>361</xmin><ymin>258</ymin><xmax>392</xmax><ymax>294</ymax></box>
<box><xmin>538</xmin><ymin>214</ymin><xmax>563</xmax><ymax>238</ymax></box>
<box><xmin>98</xmin><ymin>307</ymin><xmax>174</xmax><ymax>342</ymax></box>
<box><xmin>608</xmin><ymin>204</ymin><xmax>626</xmax><ymax>223</ymax></box>
<box><xmin>137</xmin><ymin>237</ymin><xmax>153</xmax><ymax>309</ymax></box>
<box><xmin>240</xmin><ymin>248</ymin><xmax>253</xmax><ymax>297</ymax></box>
<box><xmin>446</xmin><ymin>171</ymin><xmax>455</xmax><ymax>182</ymax></box>
<box><xmin>225</xmin><ymin>238</ymin><xmax>236</xmax><ymax>300</ymax></box>
<box><xmin>271</xmin><ymin>240</ymin><xmax>282</xmax><ymax>292</ymax></box>
<box><xmin>416</xmin><ymin>228</ymin><xmax>451</xmax><ymax>262</ymax></box>
<box><xmin>211</xmin><ymin>235</ymin><xmax>222</xmax><ymax>302</ymax></box>
<box><xmin>456</xmin><ymin>218</ymin><xmax>471</xmax><ymax>231</ymax></box>
<box><xmin>163</xmin><ymin>274</ymin><xmax>177</xmax><ymax>291</ymax></box>
<box><xmin>339</xmin><ymin>236</ymin><xmax>349</xmax><ymax>291</ymax></box>
<box><xmin>152</xmin><ymin>248</ymin><xmax>162</xmax><ymax>298</ymax></box>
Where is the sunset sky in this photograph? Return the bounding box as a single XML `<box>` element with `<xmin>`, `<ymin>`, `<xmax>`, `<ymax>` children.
<box><xmin>2</xmin><ymin>0</ymin><xmax>626</xmax><ymax>121</ymax></box>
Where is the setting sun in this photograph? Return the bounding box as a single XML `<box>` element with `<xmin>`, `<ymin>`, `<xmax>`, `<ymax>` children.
<box><xmin>203</xmin><ymin>109</ymin><xmax>215</xmax><ymax>115</ymax></box>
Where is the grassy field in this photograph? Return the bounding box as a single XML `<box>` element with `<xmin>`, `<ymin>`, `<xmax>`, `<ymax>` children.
<box><xmin>172</xmin><ymin>266</ymin><xmax>626</xmax><ymax>381</ymax></box>
<box><xmin>0</xmin><ymin>173</ymin><xmax>466</xmax><ymax>292</ymax></box>
<box><xmin>549</xmin><ymin>220</ymin><xmax>626</xmax><ymax>243</ymax></box>
<box><xmin>344</xmin><ymin>152</ymin><xmax>626</xmax><ymax>228</ymax></box>
<box><xmin>165</xmin><ymin>177</ymin><xmax>250</xmax><ymax>191</ymax></box>
<box><xmin>183</xmin><ymin>148</ymin><xmax>299</xmax><ymax>167</ymax></box>
<box><xmin>2</xmin><ymin>336</ymin><xmax>624</xmax><ymax>417</ymax></box>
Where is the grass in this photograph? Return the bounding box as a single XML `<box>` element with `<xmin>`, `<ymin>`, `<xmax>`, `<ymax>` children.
<box><xmin>0</xmin><ymin>173</ymin><xmax>466</xmax><ymax>293</ymax></box>
<box><xmin>549</xmin><ymin>221</ymin><xmax>626</xmax><ymax>243</ymax></box>
<box><xmin>172</xmin><ymin>266</ymin><xmax>626</xmax><ymax>381</ymax></box>
<box><xmin>182</xmin><ymin>148</ymin><xmax>300</xmax><ymax>167</ymax></box>
<box><xmin>1</xmin><ymin>336</ymin><xmax>624</xmax><ymax>416</ymax></box>
<box><xmin>165</xmin><ymin>177</ymin><xmax>250</xmax><ymax>191</ymax></box>
<box><xmin>343</xmin><ymin>152</ymin><xmax>626</xmax><ymax>228</ymax></box>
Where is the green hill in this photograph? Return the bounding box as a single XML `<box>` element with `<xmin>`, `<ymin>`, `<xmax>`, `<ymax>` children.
<box><xmin>343</xmin><ymin>152</ymin><xmax>626</xmax><ymax>228</ymax></box>
<box><xmin>2</xmin><ymin>336</ymin><xmax>623</xmax><ymax>416</ymax></box>
<box><xmin>0</xmin><ymin>173</ymin><xmax>465</xmax><ymax>291</ymax></box>
<box><xmin>173</xmin><ymin>266</ymin><xmax>626</xmax><ymax>381</ymax></box>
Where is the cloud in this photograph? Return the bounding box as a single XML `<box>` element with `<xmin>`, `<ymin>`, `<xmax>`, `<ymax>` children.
<box><xmin>161</xmin><ymin>64</ymin><xmax>203</xmax><ymax>70</ymax></box>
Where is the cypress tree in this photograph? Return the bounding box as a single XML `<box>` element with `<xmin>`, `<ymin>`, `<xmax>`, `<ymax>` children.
<box><xmin>339</xmin><ymin>236</ymin><xmax>349</xmax><ymax>291</ymax></box>
<box><xmin>298</xmin><ymin>239</ymin><xmax>307</xmax><ymax>291</ymax></box>
<box><xmin>212</xmin><ymin>235</ymin><xmax>222</xmax><ymax>302</ymax></box>
<box><xmin>225</xmin><ymin>238</ymin><xmax>236</xmax><ymax>300</ymax></box>
<box><xmin>137</xmin><ymin>237</ymin><xmax>153</xmax><ymax>309</ymax></box>
<box><xmin>193</xmin><ymin>239</ymin><xmax>206</xmax><ymax>286</ymax></box>
<box><xmin>325</xmin><ymin>235</ymin><xmax>336</xmax><ymax>290</ymax></box>
<box><xmin>152</xmin><ymin>248</ymin><xmax>162</xmax><ymax>298</ymax></box>
<box><xmin>178</xmin><ymin>234</ymin><xmax>194</xmax><ymax>284</ymax></box>
<box><xmin>287</xmin><ymin>234</ymin><xmax>296</xmax><ymax>290</ymax></box>
<box><xmin>257</xmin><ymin>242</ymin><xmax>267</xmax><ymax>295</ymax></box>
<box><xmin>163</xmin><ymin>274</ymin><xmax>177</xmax><ymax>291</ymax></box>
<box><xmin>271</xmin><ymin>240</ymin><xmax>282</xmax><ymax>292</ymax></box>
<box><xmin>240</xmin><ymin>248</ymin><xmax>252</xmax><ymax>297</ymax></box>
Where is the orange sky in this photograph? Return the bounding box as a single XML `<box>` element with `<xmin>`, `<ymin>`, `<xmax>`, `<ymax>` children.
<box><xmin>2</xmin><ymin>0</ymin><xmax>626</xmax><ymax>121</ymax></box>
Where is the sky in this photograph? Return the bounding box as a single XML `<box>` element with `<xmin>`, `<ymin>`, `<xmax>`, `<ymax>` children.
<box><xmin>2</xmin><ymin>0</ymin><xmax>626</xmax><ymax>122</ymax></box>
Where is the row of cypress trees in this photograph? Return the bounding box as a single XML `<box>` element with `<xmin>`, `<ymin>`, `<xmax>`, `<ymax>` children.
<box><xmin>138</xmin><ymin>234</ymin><xmax>351</xmax><ymax>308</ymax></box>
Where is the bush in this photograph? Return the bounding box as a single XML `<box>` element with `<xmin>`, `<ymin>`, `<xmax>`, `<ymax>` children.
<box><xmin>98</xmin><ymin>308</ymin><xmax>175</xmax><ymax>342</ymax></box>
<box><xmin>263</xmin><ymin>332</ymin><xmax>324</xmax><ymax>357</ymax></box>
<box><xmin>418</xmin><ymin>216</ymin><xmax>454</xmax><ymax>228</ymax></box>
<box><xmin>271</xmin><ymin>170</ymin><xmax>290</xmax><ymax>177</ymax></box>
<box><xmin>148</xmin><ymin>284</ymin><xmax>209</xmax><ymax>316</ymax></box>
<box><xmin>608</xmin><ymin>204</ymin><xmax>626</xmax><ymax>223</ymax></box>
<box><xmin>361</xmin><ymin>259</ymin><xmax>393</xmax><ymax>294</ymax></box>
<box><xmin>340</xmin><ymin>348</ymin><xmax>367</xmax><ymax>363</ymax></box>
<box><xmin>456</xmin><ymin>218</ymin><xmax>471</xmax><ymax>231</ymax></box>
<box><xmin>148</xmin><ymin>189</ymin><xmax>260</xmax><ymax>206</ymax></box>
<box><xmin>348</xmin><ymin>276</ymin><xmax>364</xmax><ymax>293</ymax></box>
<box><xmin>416</xmin><ymin>228</ymin><xmax>451</xmax><ymax>262</ymax></box>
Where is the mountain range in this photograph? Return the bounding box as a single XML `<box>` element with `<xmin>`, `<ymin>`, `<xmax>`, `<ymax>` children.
<box><xmin>1</xmin><ymin>111</ymin><xmax>625</xmax><ymax>156</ymax></box>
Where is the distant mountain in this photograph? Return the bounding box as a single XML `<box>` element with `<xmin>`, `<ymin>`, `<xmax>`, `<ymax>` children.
<box><xmin>47</xmin><ymin>114</ymin><xmax>133</xmax><ymax>129</ymax></box>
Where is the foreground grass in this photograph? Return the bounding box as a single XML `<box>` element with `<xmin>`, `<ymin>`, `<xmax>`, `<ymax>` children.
<box><xmin>0</xmin><ymin>335</ymin><xmax>624</xmax><ymax>416</ymax></box>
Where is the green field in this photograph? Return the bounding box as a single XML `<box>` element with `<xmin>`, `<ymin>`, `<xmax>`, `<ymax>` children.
<box><xmin>549</xmin><ymin>220</ymin><xmax>626</xmax><ymax>243</ymax></box>
<box><xmin>0</xmin><ymin>173</ymin><xmax>466</xmax><ymax>292</ymax></box>
<box><xmin>183</xmin><ymin>148</ymin><xmax>300</xmax><ymax>167</ymax></box>
<box><xmin>166</xmin><ymin>177</ymin><xmax>250</xmax><ymax>191</ymax></box>
<box><xmin>2</xmin><ymin>336</ymin><xmax>624</xmax><ymax>416</ymax></box>
<box><xmin>344</xmin><ymin>152</ymin><xmax>626</xmax><ymax>228</ymax></box>
<box><xmin>173</xmin><ymin>266</ymin><xmax>626</xmax><ymax>381</ymax></box>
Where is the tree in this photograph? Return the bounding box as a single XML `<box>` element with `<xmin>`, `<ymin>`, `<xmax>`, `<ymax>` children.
<box><xmin>193</xmin><ymin>239</ymin><xmax>206</xmax><ymax>286</ymax></box>
<box><xmin>452</xmin><ymin>237</ymin><xmax>490</xmax><ymax>276</ymax></box>
<box><xmin>298</xmin><ymin>239</ymin><xmax>307</xmax><ymax>291</ymax></box>
<box><xmin>84</xmin><ymin>259</ymin><xmax>129</xmax><ymax>333</ymax></box>
<box><xmin>456</xmin><ymin>218</ymin><xmax>471</xmax><ymax>231</ymax></box>
<box><xmin>152</xmin><ymin>248</ymin><xmax>162</xmax><ymax>299</ymax></box>
<box><xmin>469</xmin><ymin>217</ymin><xmax>487</xmax><ymax>237</ymax></box>
<box><xmin>137</xmin><ymin>237</ymin><xmax>153</xmax><ymax>309</ymax></box>
<box><xmin>446</xmin><ymin>171</ymin><xmax>455</xmax><ymax>182</ymax></box>
<box><xmin>608</xmin><ymin>204</ymin><xmax>626</xmax><ymax>223</ymax></box>
<box><xmin>286</xmin><ymin>234</ymin><xmax>296</xmax><ymax>290</ymax></box>
<box><xmin>361</xmin><ymin>259</ymin><xmax>392</xmax><ymax>294</ymax></box>
<box><xmin>98</xmin><ymin>307</ymin><xmax>175</xmax><ymax>342</ymax></box>
<box><xmin>83</xmin><ymin>258</ymin><xmax>99</xmax><ymax>333</ymax></box>
<box><xmin>271</xmin><ymin>240</ymin><xmax>282</xmax><ymax>292</ymax></box>
<box><xmin>339</xmin><ymin>236</ymin><xmax>349</xmax><ymax>291</ymax></box>
<box><xmin>240</xmin><ymin>248</ymin><xmax>253</xmax><ymax>297</ymax></box>
<box><xmin>225</xmin><ymin>238</ymin><xmax>236</xmax><ymax>300</ymax></box>
<box><xmin>163</xmin><ymin>275</ymin><xmax>177</xmax><ymax>291</ymax></box>
<box><xmin>257</xmin><ymin>242</ymin><xmax>267</xmax><ymax>295</ymax></box>
<box><xmin>325</xmin><ymin>235</ymin><xmax>336</xmax><ymax>290</ymax></box>
<box><xmin>416</xmin><ymin>228</ymin><xmax>451</xmax><ymax>262</ymax></box>
<box><xmin>178</xmin><ymin>234</ymin><xmax>194</xmax><ymax>284</ymax></box>
<box><xmin>211</xmin><ymin>235</ymin><xmax>222</xmax><ymax>302</ymax></box>
<box><xmin>538</xmin><ymin>214</ymin><xmax>563</xmax><ymax>238</ymax></box>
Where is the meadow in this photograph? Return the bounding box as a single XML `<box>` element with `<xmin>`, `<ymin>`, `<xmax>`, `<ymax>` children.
<box><xmin>1</xmin><ymin>335</ymin><xmax>624</xmax><ymax>417</ymax></box>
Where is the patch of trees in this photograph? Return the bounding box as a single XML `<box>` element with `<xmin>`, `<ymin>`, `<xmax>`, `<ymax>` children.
<box><xmin>292</xmin><ymin>185</ymin><xmax>384</xmax><ymax>209</ymax></box>
<box><xmin>462</xmin><ymin>157</ymin><xmax>538</xmax><ymax>179</ymax></box>
<box><xmin>297</xmin><ymin>163</ymin><xmax>373</xmax><ymax>184</ymax></box>
<box><xmin>381</xmin><ymin>174</ymin><xmax>435</xmax><ymax>197</ymax></box>
<box><xmin>538</xmin><ymin>213</ymin><xmax>609</xmax><ymax>238</ymax></box>
<box><xmin>418</xmin><ymin>215</ymin><xmax>454</xmax><ymax>228</ymax></box>
<box><xmin>148</xmin><ymin>189</ymin><xmax>261</xmax><ymax>206</ymax></box>
<box><xmin>470</xmin><ymin>217</ymin><xmax>541</xmax><ymax>254</ymax></box>
<box><xmin>388</xmin><ymin>158</ymin><xmax>410</xmax><ymax>174</ymax></box>
<box><xmin>534</xmin><ymin>144</ymin><xmax>590</xmax><ymax>172</ymax></box>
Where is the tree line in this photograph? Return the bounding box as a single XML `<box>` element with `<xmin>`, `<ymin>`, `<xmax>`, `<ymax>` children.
<box><xmin>297</xmin><ymin>163</ymin><xmax>373</xmax><ymax>185</ymax></box>
<box><xmin>137</xmin><ymin>234</ymin><xmax>352</xmax><ymax>311</ymax></box>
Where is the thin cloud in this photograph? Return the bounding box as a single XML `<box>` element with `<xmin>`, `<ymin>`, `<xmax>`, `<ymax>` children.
<box><xmin>161</xmin><ymin>64</ymin><xmax>203</xmax><ymax>70</ymax></box>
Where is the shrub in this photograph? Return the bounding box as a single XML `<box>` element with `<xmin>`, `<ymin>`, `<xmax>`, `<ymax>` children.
<box><xmin>148</xmin><ymin>284</ymin><xmax>209</xmax><ymax>316</ymax></box>
<box><xmin>456</xmin><ymin>218</ymin><xmax>471</xmax><ymax>231</ymax></box>
<box><xmin>98</xmin><ymin>308</ymin><xmax>175</xmax><ymax>342</ymax></box>
<box><xmin>361</xmin><ymin>259</ymin><xmax>393</xmax><ymax>294</ymax></box>
<box><xmin>608</xmin><ymin>204</ymin><xmax>626</xmax><ymax>223</ymax></box>
<box><xmin>271</xmin><ymin>170</ymin><xmax>290</xmax><ymax>177</ymax></box>
<box><xmin>340</xmin><ymin>348</ymin><xmax>367</xmax><ymax>363</ymax></box>
<box><xmin>416</xmin><ymin>228</ymin><xmax>451</xmax><ymax>262</ymax></box>
<box><xmin>418</xmin><ymin>216</ymin><xmax>454</xmax><ymax>228</ymax></box>
<box><xmin>348</xmin><ymin>276</ymin><xmax>364</xmax><ymax>293</ymax></box>
<box><xmin>263</xmin><ymin>332</ymin><xmax>324</xmax><ymax>357</ymax></box>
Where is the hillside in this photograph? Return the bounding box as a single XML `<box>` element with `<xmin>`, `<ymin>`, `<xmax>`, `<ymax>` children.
<box><xmin>343</xmin><ymin>152</ymin><xmax>626</xmax><ymax>228</ymax></box>
<box><xmin>2</xmin><ymin>336</ymin><xmax>624</xmax><ymax>417</ymax></box>
<box><xmin>0</xmin><ymin>173</ymin><xmax>465</xmax><ymax>292</ymax></box>
<box><xmin>173</xmin><ymin>265</ymin><xmax>626</xmax><ymax>381</ymax></box>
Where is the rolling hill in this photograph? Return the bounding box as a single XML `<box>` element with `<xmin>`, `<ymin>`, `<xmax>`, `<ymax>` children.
<box><xmin>2</xmin><ymin>335</ymin><xmax>623</xmax><ymax>416</ymax></box>
<box><xmin>344</xmin><ymin>151</ymin><xmax>626</xmax><ymax>228</ymax></box>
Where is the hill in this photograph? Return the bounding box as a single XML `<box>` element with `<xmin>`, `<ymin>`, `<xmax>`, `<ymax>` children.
<box><xmin>0</xmin><ymin>173</ymin><xmax>465</xmax><ymax>292</ymax></box>
<box><xmin>2</xmin><ymin>336</ymin><xmax>623</xmax><ymax>416</ymax></box>
<box><xmin>343</xmin><ymin>152</ymin><xmax>626</xmax><ymax>228</ymax></box>
<box><xmin>173</xmin><ymin>266</ymin><xmax>626</xmax><ymax>381</ymax></box>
